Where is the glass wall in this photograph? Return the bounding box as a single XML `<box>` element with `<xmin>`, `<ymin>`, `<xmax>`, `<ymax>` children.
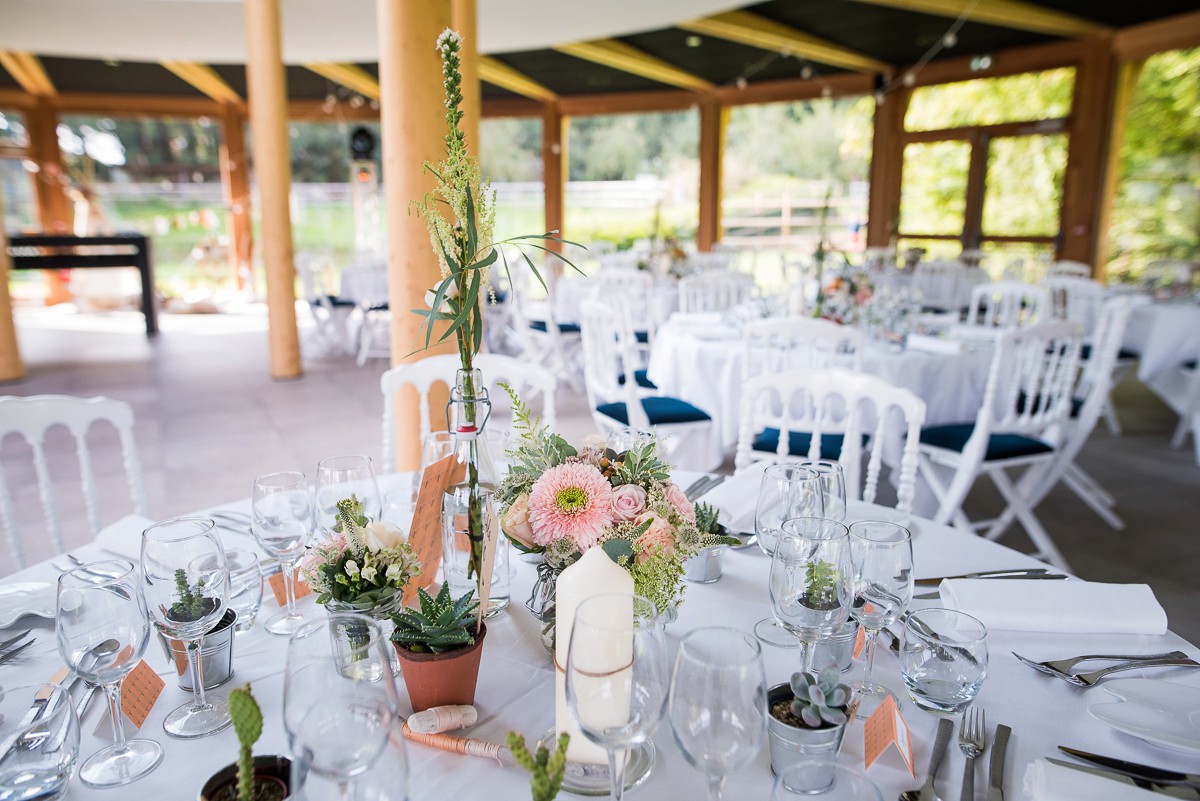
<box><xmin>0</xmin><ymin>110</ymin><xmax>37</xmax><ymax>232</ymax></box>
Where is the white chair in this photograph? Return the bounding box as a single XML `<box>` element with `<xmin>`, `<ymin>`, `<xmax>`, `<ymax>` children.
<box><xmin>684</xmin><ymin>251</ymin><xmax>735</xmax><ymax>275</ymax></box>
<box><xmin>506</xmin><ymin>261</ymin><xmax>583</xmax><ymax>388</ymax></box>
<box><xmin>0</xmin><ymin>395</ymin><xmax>148</xmax><ymax>568</ymax></box>
<box><xmin>965</xmin><ymin>281</ymin><xmax>1049</xmax><ymax>329</ymax></box>
<box><xmin>296</xmin><ymin>252</ymin><xmax>354</xmax><ymax>356</ymax></box>
<box><xmin>917</xmin><ymin>320</ymin><xmax>1083</xmax><ymax>569</ymax></box>
<box><xmin>734</xmin><ymin>369</ymin><xmax>927</xmax><ymax>514</ymax></box>
<box><xmin>741</xmin><ymin>317</ymin><xmax>863</xmax><ymax>380</ymax></box>
<box><xmin>379</xmin><ymin>353</ymin><xmax>557</xmax><ymax>473</ymax></box>
<box><xmin>912</xmin><ymin>260</ymin><xmax>963</xmax><ymax>312</ymax></box>
<box><xmin>588</xmin><ymin>268</ymin><xmax>659</xmax><ymax>355</ymax></box>
<box><xmin>678</xmin><ymin>270</ymin><xmax>754</xmax><ymax>313</ymax></box>
<box><xmin>1163</xmin><ymin>352</ymin><xmax>1200</xmax><ymax>465</ymax></box>
<box><xmin>1048</xmin><ymin>260</ymin><xmax>1092</xmax><ymax>279</ymax></box>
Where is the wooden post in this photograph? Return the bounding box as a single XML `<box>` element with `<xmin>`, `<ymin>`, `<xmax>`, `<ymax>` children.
<box><xmin>219</xmin><ymin>104</ymin><xmax>253</xmax><ymax>290</ymax></box>
<box><xmin>1092</xmin><ymin>59</ymin><xmax>1144</xmax><ymax>280</ymax></box>
<box><xmin>452</xmin><ymin>0</ymin><xmax>480</xmax><ymax>155</ymax></box>
<box><xmin>378</xmin><ymin>0</ymin><xmax>454</xmax><ymax>470</ymax></box>
<box><xmin>25</xmin><ymin>97</ymin><xmax>72</xmax><ymax>304</ymax></box>
<box><xmin>0</xmin><ymin>190</ymin><xmax>26</xmax><ymax>382</ymax></box>
<box><xmin>697</xmin><ymin>98</ymin><xmax>726</xmax><ymax>252</ymax></box>
<box><xmin>866</xmin><ymin>88</ymin><xmax>910</xmax><ymax>248</ymax></box>
<box><xmin>542</xmin><ymin>101</ymin><xmax>566</xmax><ymax>251</ymax></box>
<box><xmin>244</xmin><ymin>0</ymin><xmax>302</xmax><ymax>379</ymax></box>
<box><xmin>961</xmin><ymin>130</ymin><xmax>990</xmax><ymax>250</ymax></box>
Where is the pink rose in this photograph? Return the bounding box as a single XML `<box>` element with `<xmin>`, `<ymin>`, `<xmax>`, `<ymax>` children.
<box><xmin>662</xmin><ymin>481</ymin><xmax>696</xmax><ymax>524</ymax></box>
<box><xmin>611</xmin><ymin>484</ymin><xmax>647</xmax><ymax>521</ymax></box>
<box><xmin>501</xmin><ymin>494</ymin><xmax>536</xmax><ymax>549</ymax></box>
<box><xmin>634</xmin><ymin>512</ymin><xmax>676</xmax><ymax>564</ymax></box>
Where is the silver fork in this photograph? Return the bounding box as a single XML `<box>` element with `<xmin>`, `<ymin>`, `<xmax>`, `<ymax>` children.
<box><xmin>1013</xmin><ymin>650</ymin><xmax>1187</xmax><ymax>678</ymax></box>
<box><xmin>958</xmin><ymin>707</ymin><xmax>986</xmax><ymax>801</ymax></box>
<box><xmin>1066</xmin><ymin>657</ymin><xmax>1200</xmax><ymax>687</ymax></box>
<box><xmin>0</xmin><ymin>638</ymin><xmax>36</xmax><ymax>664</ymax></box>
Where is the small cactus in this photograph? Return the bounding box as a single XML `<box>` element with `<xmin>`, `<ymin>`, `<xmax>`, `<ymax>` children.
<box><xmin>169</xmin><ymin>568</ymin><xmax>205</xmax><ymax>621</ymax></box>
<box><xmin>228</xmin><ymin>684</ymin><xmax>263</xmax><ymax>801</ymax></box>
<box><xmin>790</xmin><ymin>669</ymin><xmax>852</xmax><ymax>728</ymax></box>
<box><xmin>508</xmin><ymin>731</ymin><xmax>569</xmax><ymax>801</ymax></box>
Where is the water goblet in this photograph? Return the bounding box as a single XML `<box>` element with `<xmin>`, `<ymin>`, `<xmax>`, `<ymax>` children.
<box><xmin>900</xmin><ymin>608</ymin><xmax>988</xmax><ymax>713</ymax></box>
<box><xmin>141</xmin><ymin>517</ymin><xmax>232</xmax><ymax>738</ymax></box>
<box><xmin>669</xmin><ymin>627</ymin><xmax>767</xmax><ymax>800</ymax></box>
<box><xmin>565</xmin><ymin>593</ymin><xmax>669</xmax><ymax>801</ymax></box>
<box><xmin>796</xmin><ymin>460</ymin><xmax>847</xmax><ymax>522</ymax></box>
<box><xmin>769</xmin><ymin>517</ymin><xmax>852</xmax><ymax>672</ymax></box>
<box><xmin>56</xmin><ymin>561</ymin><xmax>162</xmax><ymax>786</ymax></box>
<box><xmin>753</xmin><ymin>465</ymin><xmax>824</xmax><ymax>648</ymax></box>
<box><xmin>253</xmin><ymin>471</ymin><xmax>318</xmax><ymax>635</ymax></box>
<box><xmin>315</xmin><ymin>455</ymin><xmax>381</xmax><ymax>533</ymax></box>
<box><xmin>848</xmin><ymin>521</ymin><xmax>913</xmax><ymax>718</ymax></box>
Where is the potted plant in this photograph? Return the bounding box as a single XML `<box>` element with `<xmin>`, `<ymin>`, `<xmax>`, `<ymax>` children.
<box><xmin>390</xmin><ymin>582</ymin><xmax>485</xmax><ymax>712</ymax></box>
<box><xmin>159</xmin><ymin>569</ymin><xmax>238</xmax><ymax>690</ymax></box>
<box><xmin>767</xmin><ymin>669</ymin><xmax>857</xmax><ymax>789</ymax></box>
<box><xmin>507</xmin><ymin>731</ymin><xmax>570</xmax><ymax>801</ymax></box>
<box><xmin>198</xmin><ymin>684</ymin><xmax>290</xmax><ymax>801</ymax></box>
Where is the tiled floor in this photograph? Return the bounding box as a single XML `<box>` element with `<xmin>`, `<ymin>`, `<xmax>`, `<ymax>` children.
<box><xmin>3</xmin><ymin>305</ymin><xmax>1198</xmax><ymax>643</ymax></box>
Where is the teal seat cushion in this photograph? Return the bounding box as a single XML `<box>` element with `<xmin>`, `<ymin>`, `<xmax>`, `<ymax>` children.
<box><xmin>616</xmin><ymin>369</ymin><xmax>657</xmax><ymax>390</ymax></box>
<box><xmin>1081</xmin><ymin>343</ymin><xmax>1139</xmax><ymax>361</ymax></box>
<box><xmin>530</xmin><ymin>320</ymin><xmax>581</xmax><ymax>334</ymax></box>
<box><xmin>597</xmin><ymin>397</ymin><xmax>710</xmax><ymax>425</ymax></box>
<box><xmin>920</xmin><ymin>423</ymin><xmax>1053</xmax><ymax>461</ymax></box>
<box><xmin>635</xmin><ymin>330</ymin><xmax>650</xmax><ymax>344</ymax></box>
<box><xmin>751</xmin><ymin>429</ymin><xmax>864</xmax><ymax>460</ymax></box>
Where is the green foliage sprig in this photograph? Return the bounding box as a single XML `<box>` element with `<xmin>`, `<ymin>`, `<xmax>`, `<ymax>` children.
<box><xmin>805</xmin><ymin>560</ymin><xmax>840</xmax><ymax>609</ymax></box>
<box><xmin>508</xmin><ymin>731</ymin><xmax>569</xmax><ymax>801</ymax></box>
<box><xmin>228</xmin><ymin>684</ymin><xmax>263</xmax><ymax>801</ymax></box>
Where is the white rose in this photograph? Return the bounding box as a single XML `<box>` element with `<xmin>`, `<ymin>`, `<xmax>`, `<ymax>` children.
<box><xmin>424</xmin><ymin>280</ymin><xmax>459</xmax><ymax>312</ymax></box>
<box><xmin>363</xmin><ymin>521</ymin><xmax>405</xmax><ymax>553</ymax></box>
<box><xmin>360</xmin><ymin>565</ymin><xmax>378</xmax><ymax>583</ymax></box>
<box><xmin>581</xmin><ymin>434</ymin><xmax>608</xmax><ymax>450</ymax></box>
<box><xmin>345</xmin><ymin>560</ymin><xmax>360</xmax><ymax>577</ymax></box>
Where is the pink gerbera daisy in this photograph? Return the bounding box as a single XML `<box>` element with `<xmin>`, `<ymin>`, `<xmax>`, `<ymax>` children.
<box><xmin>527</xmin><ymin>462</ymin><xmax>614</xmax><ymax>550</ymax></box>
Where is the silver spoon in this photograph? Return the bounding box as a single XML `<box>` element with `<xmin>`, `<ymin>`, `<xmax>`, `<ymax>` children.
<box><xmin>72</xmin><ymin>638</ymin><xmax>121</xmax><ymax>722</ymax></box>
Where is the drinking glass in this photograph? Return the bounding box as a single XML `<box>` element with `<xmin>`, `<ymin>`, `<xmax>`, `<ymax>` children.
<box><xmin>56</xmin><ymin>560</ymin><xmax>162</xmax><ymax>785</ymax></box>
<box><xmin>565</xmin><ymin>593</ymin><xmax>669</xmax><ymax>801</ymax></box>
<box><xmin>669</xmin><ymin>627</ymin><xmax>767</xmax><ymax>801</ymax></box>
<box><xmin>607</xmin><ymin>426</ymin><xmax>652</xmax><ymax>453</ymax></box>
<box><xmin>797</xmin><ymin>460</ymin><xmax>847</xmax><ymax>522</ymax></box>
<box><xmin>315</xmin><ymin>455</ymin><xmax>381</xmax><ymax>534</ymax></box>
<box><xmin>0</xmin><ymin>682</ymin><xmax>80</xmax><ymax>798</ymax></box>
<box><xmin>848</xmin><ymin>521</ymin><xmax>913</xmax><ymax>718</ymax></box>
<box><xmin>901</xmin><ymin>608</ymin><xmax>988</xmax><ymax>713</ymax></box>
<box><xmin>141</xmin><ymin>518</ymin><xmax>232</xmax><ymax>738</ymax></box>
<box><xmin>252</xmin><ymin>471</ymin><xmax>318</xmax><ymax>636</ymax></box>
<box><xmin>421</xmin><ymin>430</ymin><xmax>455</xmax><ymax>468</ymax></box>
<box><xmin>284</xmin><ymin>615</ymin><xmax>404</xmax><ymax>800</ymax></box>
<box><xmin>223</xmin><ymin>548</ymin><xmax>263</xmax><ymax>633</ymax></box>
<box><xmin>768</xmin><ymin>518</ymin><xmax>852</xmax><ymax>672</ymax></box>
<box><xmin>753</xmin><ymin>465</ymin><xmax>824</xmax><ymax>647</ymax></box>
<box><xmin>771</xmin><ymin>761</ymin><xmax>883</xmax><ymax>801</ymax></box>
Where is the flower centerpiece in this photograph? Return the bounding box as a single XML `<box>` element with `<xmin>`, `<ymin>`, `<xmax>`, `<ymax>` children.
<box><xmin>820</xmin><ymin>269</ymin><xmax>874</xmax><ymax>326</ymax></box>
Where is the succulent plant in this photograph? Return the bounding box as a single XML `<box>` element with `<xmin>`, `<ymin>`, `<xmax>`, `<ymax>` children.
<box><xmin>790</xmin><ymin>669</ymin><xmax>853</xmax><ymax>728</ymax></box>
<box><xmin>228</xmin><ymin>684</ymin><xmax>263</xmax><ymax>801</ymax></box>
<box><xmin>507</xmin><ymin>731</ymin><xmax>569</xmax><ymax>801</ymax></box>
<box><xmin>390</xmin><ymin>582</ymin><xmax>479</xmax><ymax>654</ymax></box>
<box><xmin>169</xmin><ymin>568</ymin><xmax>205</xmax><ymax>621</ymax></box>
<box><xmin>694</xmin><ymin>502</ymin><xmax>720</xmax><ymax>536</ymax></box>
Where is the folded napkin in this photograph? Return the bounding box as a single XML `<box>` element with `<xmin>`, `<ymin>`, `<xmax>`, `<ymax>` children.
<box><xmin>906</xmin><ymin>333</ymin><xmax>964</xmax><ymax>355</ymax></box>
<box><xmin>695</xmin><ymin>463</ymin><xmax>769</xmax><ymax>532</ymax></box>
<box><xmin>939</xmin><ymin>579</ymin><xmax>1168</xmax><ymax>635</ymax></box>
<box><xmin>1023</xmin><ymin>758</ymin><xmax>1161</xmax><ymax>800</ymax></box>
<box><xmin>95</xmin><ymin>514</ymin><xmax>159</xmax><ymax>561</ymax></box>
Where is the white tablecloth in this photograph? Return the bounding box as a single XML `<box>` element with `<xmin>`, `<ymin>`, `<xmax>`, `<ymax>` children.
<box><xmin>1124</xmin><ymin>301</ymin><xmax>1200</xmax><ymax>380</ymax></box>
<box><xmin>338</xmin><ymin>264</ymin><xmax>390</xmax><ymax>306</ymax></box>
<box><xmin>4</xmin><ymin>472</ymin><xmax>1198</xmax><ymax>800</ymax></box>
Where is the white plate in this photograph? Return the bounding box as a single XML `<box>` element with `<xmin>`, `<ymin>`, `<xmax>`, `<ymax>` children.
<box><xmin>0</xmin><ymin>582</ymin><xmax>56</xmax><ymax>628</ymax></box>
<box><xmin>1088</xmin><ymin>678</ymin><xmax>1200</xmax><ymax>753</ymax></box>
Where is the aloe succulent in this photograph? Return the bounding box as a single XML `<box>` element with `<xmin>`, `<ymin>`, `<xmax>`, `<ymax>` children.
<box><xmin>390</xmin><ymin>582</ymin><xmax>479</xmax><ymax>654</ymax></box>
<box><xmin>228</xmin><ymin>684</ymin><xmax>263</xmax><ymax>801</ymax></box>
<box><xmin>790</xmin><ymin>669</ymin><xmax>852</xmax><ymax>728</ymax></box>
<box><xmin>694</xmin><ymin>502</ymin><xmax>720</xmax><ymax>536</ymax></box>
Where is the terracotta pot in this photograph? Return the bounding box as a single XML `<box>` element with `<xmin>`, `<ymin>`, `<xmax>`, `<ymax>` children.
<box><xmin>198</xmin><ymin>755</ymin><xmax>291</xmax><ymax>801</ymax></box>
<box><xmin>393</xmin><ymin>623</ymin><xmax>487</xmax><ymax>712</ymax></box>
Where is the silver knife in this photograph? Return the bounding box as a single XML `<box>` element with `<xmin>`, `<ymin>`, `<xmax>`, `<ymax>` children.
<box><xmin>919</xmin><ymin>718</ymin><xmax>954</xmax><ymax>801</ymax></box>
<box><xmin>1058</xmin><ymin>746</ymin><xmax>1200</xmax><ymax>787</ymax></box>
<box><xmin>915</xmin><ymin>568</ymin><xmax>1052</xmax><ymax>587</ymax></box>
<box><xmin>987</xmin><ymin>724</ymin><xmax>1011</xmax><ymax>801</ymax></box>
<box><xmin>1046</xmin><ymin>759</ymin><xmax>1198</xmax><ymax>798</ymax></box>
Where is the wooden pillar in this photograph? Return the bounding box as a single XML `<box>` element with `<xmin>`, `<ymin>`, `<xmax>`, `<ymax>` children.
<box><xmin>542</xmin><ymin>101</ymin><xmax>566</xmax><ymax>251</ymax></box>
<box><xmin>452</xmin><ymin>0</ymin><xmax>480</xmax><ymax>155</ymax></box>
<box><xmin>378</xmin><ymin>0</ymin><xmax>453</xmax><ymax>470</ymax></box>
<box><xmin>25</xmin><ymin>97</ymin><xmax>72</xmax><ymax>304</ymax></box>
<box><xmin>1092</xmin><ymin>59</ymin><xmax>1144</xmax><ymax>280</ymax></box>
<box><xmin>244</xmin><ymin>0</ymin><xmax>302</xmax><ymax>379</ymax></box>
<box><xmin>1059</xmin><ymin>38</ymin><xmax>1118</xmax><ymax>268</ymax></box>
<box><xmin>219</xmin><ymin>104</ymin><xmax>253</xmax><ymax>290</ymax></box>
<box><xmin>866</xmin><ymin>88</ymin><xmax>910</xmax><ymax>249</ymax></box>
<box><xmin>0</xmin><ymin>190</ymin><xmax>26</xmax><ymax>382</ymax></box>
<box><xmin>697</xmin><ymin>98</ymin><xmax>726</xmax><ymax>253</ymax></box>
<box><xmin>961</xmin><ymin>130</ymin><xmax>990</xmax><ymax>250</ymax></box>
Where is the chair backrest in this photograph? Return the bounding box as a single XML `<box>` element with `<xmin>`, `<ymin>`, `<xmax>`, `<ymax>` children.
<box><xmin>1066</xmin><ymin>297</ymin><xmax>1133</xmax><ymax>460</ymax></box>
<box><xmin>1047</xmin><ymin>260</ymin><xmax>1092</xmax><ymax>280</ymax></box>
<box><xmin>734</xmin><ymin>369</ymin><xmax>927</xmax><ymax>513</ymax></box>
<box><xmin>379</xmin><ymin>353</ymin><xmax>557</xmax><ymax>472</ymax></box>
<box><xmin>685</xmin><ymin>251</ymin><xmax>735</xmax><ymax>274</ymax></box>
<box><xmin>678</xmin><ymin>270</ymin><xmax>755</xmax><ymax>313</ymax></box>
<box><xmin>966</xmin><ymin>281</ymin><xmax>1050</xmax><ymax>328</ymax></box>
<box><xmin>1044</xmin><ymin>276</ymin><xmax>1105</xmax><ymax>337</ymax></box>
<box><xmin>742</xmin><ymin>317</ymin><xmax>863</xmax><ymax>379</ymax></box>
<box><xmin>913</xmin><ymin>260</ymin><xmax>963</xmax><ymax>311</ymax></box>
<box><xmin>0</xmin><ymin>394</ymin><xmax>148</xmax><ymax>568</ymax></box>
<box><xmin>579</xmin><ymin>300</ymin><xmax>649</xmax><ymax>428</ymax></box>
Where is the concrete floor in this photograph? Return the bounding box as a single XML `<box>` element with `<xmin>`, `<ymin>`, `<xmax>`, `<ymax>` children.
<box><xmin>3</xmin><ymin>305</ymin><xmax>1198</xmax><ymax>642</ymax></box>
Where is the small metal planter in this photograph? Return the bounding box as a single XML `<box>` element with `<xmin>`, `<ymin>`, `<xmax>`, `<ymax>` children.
<box><xmin>159</xmin><ymin>608</ymin><xmax>237</xmax><ymax>691</ymax></box>
<box><xmin>810</xmin><ymin>620</ymin><xmax>859</xmax><ymax>674</ymax></box>
<box><xmin>767</xmin><ymin>683</ymin><xmax>847</xmax><ymax>791</ymax></box>
<box><xmin>683</xmin><ymin>546</ymin><xmax>725</xmax><ymax>584</ymax></box>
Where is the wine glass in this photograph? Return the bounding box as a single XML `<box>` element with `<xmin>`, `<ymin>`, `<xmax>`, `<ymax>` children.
<box><xmin>252</xmin><ymin>471</ymin><xmax>318</xmax><ymax>636</ymax></box>
<box><xmin>669</xmin><ymin>627</ymin><xmax>767</xmax><ymax>801</ymax></box>
<box><xmin>565</xmin><ymin>593</ymin><xmax>669</xmax><ymax>801</ymax></box>
<box><xmin>284</xmin><ymin>614</ymin><xmax>404</xmax><ymax>800</ymax></box>
<box><xmin>797</xmin><ymin>460</ymin><xmax>847</xmax><ymax>522</ymax></box>
<box><xmin>769</xmin><ymin>517</ymin><xmax>852</xmax><ymax>672</ymax></box>
<box><xmin>848</xmin><ymin>521</ymin><xmax>913</xmax><ymax>718</ymax></box>
<box><xmin>753</xmin><ymin>465</ymin><xmax>824</xmax><ymax>647</ymax></box>
<box><xmin>56</xmin><ymin>560</ymin><xmax>162</xmax><ymax>787</ymax></box>
<box><xmin>223</xmin><ymin>547</ymin><xmax>263</xmax><ymax>633</ymax></box>
<box><xmin>315</xmin><ymin>455</ymin><xmax>381</xmax><ymax>534</ymax></box>
<box><xmin>140</xmin><ymin>517</ymin><xmax>232</xmax><ymax>738</ymax></box>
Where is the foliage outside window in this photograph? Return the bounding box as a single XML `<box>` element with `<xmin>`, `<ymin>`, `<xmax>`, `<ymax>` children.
<box><xmin>480</xmin><ymin>117</ymin><xmax>544</xmax><ymax>241</ymax></box>
<box><xmin>982</xmin><ymin>134</ymin><xmax>1067</xmax><ymax>237</ymax></box>
<box><xmin>905</xmin><ymin>68</ymin><xmax>1074</xmax><ymax>131</ymax></box>
<box><xmin>900</xmin><ymin>140</ymin><xmax>970</xmax><ymax>236</ymax></box>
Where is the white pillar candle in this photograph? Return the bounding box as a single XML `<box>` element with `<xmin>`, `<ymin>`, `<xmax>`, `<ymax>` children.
<box><xmin>554</xmin><ymin>547</ymin><xmax>634</xmax><ymax>764</ymax></box>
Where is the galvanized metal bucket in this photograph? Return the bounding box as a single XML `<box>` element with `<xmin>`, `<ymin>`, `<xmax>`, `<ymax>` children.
<box><xmin>767</xmin><ymin>683</ymin><xmax>847</xmax><ymax>789</ymax></box>
<box><xmin>683</xmin><ymin>546</ymin><xmax>725</xmax><ymax>584</ymax></box>
<box><xmin>158</xmin><ymin>608</ymin><xmax>237</xmax><ymax>691</ymax></box>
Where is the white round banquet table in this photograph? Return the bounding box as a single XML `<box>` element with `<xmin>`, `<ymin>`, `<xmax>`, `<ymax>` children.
<box><xmin>1123</xmin><ymin>300</ymin><xmax>1200</xmax><ymax>381</ymax></box>
<box><xmin>3</xmin><ymin>471</ymin><xmax>1198</xmax><ymax>801</ymax></box>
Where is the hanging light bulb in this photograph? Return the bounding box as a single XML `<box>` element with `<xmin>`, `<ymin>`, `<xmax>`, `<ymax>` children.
<box><xmin>349</xmin><ymin>95</ymin><xmax>365</xmax><ymax>109</ymax></box>
<box><xmin>942</xmin><ymin>31</ymin><xmax>958</xmax><ymax>48</ymax></box>
<box><xmin>736</xmin><ymin>77</ymin><xmax>749</xmax><ymax>90</ymax></box>
<box><xmin>903</xmin><ymin>72</ymin><xmax>916</xmax><ymax>87</ymax></box>
<box><xmin>801</xmin><ymin>65</ymin><xmax>814</xmax><ymax>80</ymax></box>
<box><xmin>821</xmin><ymin>86</ymin><xmax>832</xmax><ymax>98</ymax></box>
<box><xmin>874</xmin><ymin>90</ymin><xmax>886</xmax><ymax>105</ymax></box>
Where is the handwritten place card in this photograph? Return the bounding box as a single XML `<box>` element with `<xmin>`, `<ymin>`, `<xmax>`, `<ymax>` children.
<box><xmin>268</xmin><ymin>570</ymin><xmax>312</xmax><ymax>607</ymax></box>
<box><xmin>93</xmin><ymin>659</ymin><xmax>165</xmax><ymax>737</ymax></box>
<box><xmin>863</xmin><ymin>695</ymin><xmax>915</xmax><ymax>774</ymax></box>
<box><xmin>402</xmin><ymin>454</ymin><xmax>465</xmax><ymax>606</ymax></box>
<box><xmin>475</xmin><ymin>506</ymin><xmax>499</xmax><ymax>631</ymax></box>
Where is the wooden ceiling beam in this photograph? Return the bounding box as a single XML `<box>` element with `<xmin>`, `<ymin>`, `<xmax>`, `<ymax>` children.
<box><xmin>716</xmin><ymin>72</ymin><xmax>876</xmax><ymax>106</ymax></box>
<box><xmin>841</xmin><ymin>0</ymin><xmax>1110</xmax><ymax>39</ymax></box>
<box><xmin>305</xmin><ymin>63</ymin><xmax>381</xmax><ymax>101</ymax></box>
<box><xmin>478</xmin><ymin>56</ymin><xmax>557</xmax><ymax>102</ymax></box>
<box><xmin>160</xmin><ymin>61</ymin><xmax>242</xmax><ymax>105</ymax></box>
<box><xmin>0</xmin><ymin>52</ymin><xmax>56</xmax><ymax>97</ymax></box>
<box><xmin>1113</xmin><ymin>9</ymin><xmax>1200</xmax><ymax>61</ymax></box>
<box><xmin>680</xmin><ymin>11</ymin><xmax>891</xmax><ymax>75</ymax></box>
<box><xmin>555</xmin><ymin>39</ymin><xmax>713</xmax><ymax>91</ymax></box>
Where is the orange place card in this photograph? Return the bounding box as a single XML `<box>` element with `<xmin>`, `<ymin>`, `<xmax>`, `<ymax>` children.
<box><xmin>268</xmin><ymin>570</ymin><xmax>312</xmax><ymax>607</ymax></box>
<box><xmin>119</xmin><ymin>660</ymin><xmax>165</xmax><ymax>730</ymax></box>
<box><xmin>852</xmin><ymin>626</ymin><xmax>867</xmax><ymax>659</ymax></box>
<box><xmin>863</xmin><ymin>695</ymin><xmax>915</xmax><ymax>775</ymax></box>
<box><xmin>402</xmin><ymin>454</ymin><xmax>465</xmax><ymax>606</ymax></box>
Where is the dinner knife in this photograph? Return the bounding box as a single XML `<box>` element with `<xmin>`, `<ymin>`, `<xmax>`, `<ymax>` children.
<box><xmin>987</xmin><ymin>724</ymin><xmax>1011</xmax><ymax>801</ymax></box>
<box><xmin>913</xmin><ymin>573</ymin><xmax>1069</xmax><ymax>599</ymax></box>
<box><xmin>915</xmin><ymin>568</ymin><xmax>1052</xmax><ymax>586</ymax></box>
<box><xmin>1046</xmin><ymin>759</ymin><xmax>1199</xmax><ymax>798</ymax></box>
<box><xmin>1058</xmin><ymin>746</ymin><xmax>1200</xmax><ymax>786</ymax></box>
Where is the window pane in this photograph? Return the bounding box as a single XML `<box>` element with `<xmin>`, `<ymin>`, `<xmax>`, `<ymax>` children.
<box><xmin>900</xmin><ymin>140</ymin><xmax>970</xmax><ymax>236</ymax></box>
<box><xmin>480</xmin><ymin>116</ymin><xmax>544</xmax><ymax>240</ymax></box>
<box><xmin>982</xmin><ymin>134</ymin><xmax>1067</xmax><ymax>237</ymax></box>
<box><xmin>0</xmin><ymin>110</ymin><xmax>28</xmax><ymax>148</ymax></box>
<box><xmin>1</xmin><ymin>158</ymin><xmax>37</xmax><ymax>232</ymax></box>
<box><xmin>905</xmin><ymin>68</ymin><xmax>1074</xmax><ymax>132</ymax></box>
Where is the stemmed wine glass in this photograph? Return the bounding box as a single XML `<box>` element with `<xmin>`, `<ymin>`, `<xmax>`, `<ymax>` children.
<box><xmin>669</xmin><ymin>627</ymin><xmax>767</xmax><ymax>800</ymax></box>
<box><xmin>315</xmin><ymin>455</ymin><xmax>381</xmax><ymax>534</ymax></box>
<box><xmin>565</xmin><ymin>593</ymin><xmax>669</xmax><ymax>801</ymax></box>
<box><xmin>56</xmin><ymin>560</ymin><xmax>162</xmax><ymax>787</ymax></box>
<box><xmin>848</xmin><ymin>521</ymin><xmax>913</xmax><ymax>718</ymax></box>
<box><xmin>141</xmin><ymin>517</ymin><xmax>232</xmax><ymax>738</ymax></box>
<box><xmin>252</xmin><ymin>471</ymin><xmax>318</xmax><ymax>635</ymax></box>
<box><xmin>753</xmin><ymin>464</ymin><xmax>824</xmax><ymax>647</ymax></box>
<box><xmin>769</xmin><ymin>517</ymin><xmax>852</xmax><ymax>672</ymax></box>
<box><xmin>797</xmin><ymin>460</ymin><xmax>847</xmax><ymax>522</ymax></box>
<box><xmin>284</xmin><ymin>614</ymin><xmax>405</xmax><ymax>800</ymax></box>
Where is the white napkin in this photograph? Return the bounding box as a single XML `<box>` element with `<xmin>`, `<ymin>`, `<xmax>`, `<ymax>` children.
<box><xmin>1023</xmin><ymin>758</ymin><xmax>1162</xmax><ymax>800</ymax></box>
<box><xmin>906</xmin><ymin>333</ymin><xmax>964</xmax><ymax>355</ymax></box>
<box><xmin>95</xmin><ymin>513</ymin><xmax>158</xmax><ymax>561</ymax></box>
<box><xmin>939</xmin><ymin>579</ymin><xmax>1168</xmax><ymax>635</ymax></box>
<box><xmin>695</xmin><ymin>463</ymin><xmax>768</xmax><ymax>532</ymax></box>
